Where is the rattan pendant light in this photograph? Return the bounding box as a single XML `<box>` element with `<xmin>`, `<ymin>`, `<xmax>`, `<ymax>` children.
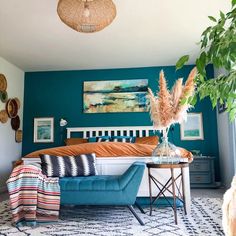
<box><xmin>57</xmin><ymin>0</ymin><xmax>116</xmax><ymax>33</ymax></box>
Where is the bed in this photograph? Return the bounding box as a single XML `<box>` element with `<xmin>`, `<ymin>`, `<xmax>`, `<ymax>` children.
<box><xmin>66</xmin><ymin>125</ymin><xmax>191</xmax><ymax>213</ymax></box>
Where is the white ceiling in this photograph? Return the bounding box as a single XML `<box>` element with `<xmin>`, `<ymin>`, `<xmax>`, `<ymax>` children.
<box><xmin>0</xmin><ymin>0</ymin><xmax>231</xmax><ymax>72</ymax></box>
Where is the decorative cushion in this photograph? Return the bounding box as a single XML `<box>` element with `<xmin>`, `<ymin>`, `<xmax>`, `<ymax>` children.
<box><xmin>110</xmin><ymin>136</ymin><xmax>134</xmax><ymax>143</ymax></box>
<box><xmin>135</xmin><ymin>136</ymin><xmax>159</xmax><ymax>145</ymax></box>
<box><xmin>88</xmin><ymin>136</ymin><xmax>110</xmax><ymax>143</ymax></box>
<box><xmin>65</xmin><ymin>138</ymin><xmax>88</xmax><ymax>146</ymax></box>
<box><xmin>40</xmin><ymin>153</ymin><xmax>97</xmax><ymax>177</ymax></box>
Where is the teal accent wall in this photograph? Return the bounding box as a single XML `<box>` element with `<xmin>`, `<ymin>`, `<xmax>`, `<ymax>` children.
<box><xmin>23</xmin><ymin>65</ymin><xmax>220</xmax><ymax>180</ymax></box>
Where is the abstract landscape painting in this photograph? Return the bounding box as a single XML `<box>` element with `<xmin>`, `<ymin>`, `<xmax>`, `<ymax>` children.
<box><xmin>83</xmin><ymin>79</ymin><xmax>148</xmax><ymax>113</ymax></box>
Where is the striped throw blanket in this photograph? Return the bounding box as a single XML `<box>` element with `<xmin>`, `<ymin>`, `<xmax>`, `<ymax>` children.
<box><xmin>6</xmin><ymin>164</ymin><xmax>60</xmax><ymax>226</ymax></box>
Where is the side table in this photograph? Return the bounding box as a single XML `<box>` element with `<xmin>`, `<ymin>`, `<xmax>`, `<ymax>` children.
<box><xmin>147</xmin><ymin>162</ymin><xmax>189</xmax><ymax>224</ymax></box>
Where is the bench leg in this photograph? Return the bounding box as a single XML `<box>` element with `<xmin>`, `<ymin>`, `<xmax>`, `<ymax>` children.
<box><xmin>135</xmin><ymin>201</ymin><xmax>145</xmax><ymax>214</ymax></box>
<box><xmin>127</xmin><ymin>205</ymin><xmax>145</xmax><ymax>225</ymax></box>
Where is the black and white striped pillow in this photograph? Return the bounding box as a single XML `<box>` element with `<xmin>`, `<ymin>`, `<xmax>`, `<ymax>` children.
<box><xmin>40</xmin><ymin>153</ymin><xmax>97</xmax><ymax>177</ymax></box>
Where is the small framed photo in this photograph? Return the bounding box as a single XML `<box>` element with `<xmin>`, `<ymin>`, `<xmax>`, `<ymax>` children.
<box><xmin>34</xmin><ymin>117</ymin><xmax>54</xmax><ymax>143</ymax></box>
<box><xmin>180</xmin><ymin>113</ymin><xmax>204</xmax><ymax>140</ymax></box>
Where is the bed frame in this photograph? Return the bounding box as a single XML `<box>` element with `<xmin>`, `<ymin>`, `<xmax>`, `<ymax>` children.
<box><xmin>67</xmin><ymin>126</ymin><xmax>155</xmax><ymax>139</ymax></box>
<box><xmin>67</xmin><ymin>126</ymin><xmax>191</xmax><ymax>213</ymax></box>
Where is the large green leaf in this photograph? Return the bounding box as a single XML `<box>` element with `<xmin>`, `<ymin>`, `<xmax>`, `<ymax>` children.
<box><xmin>220</xmin><ymin>11</ymin><xmax>225</xmax><ymax>20</ymax></box>
<box><xmin>176</xmin><ymin>55</ymin><xmax>189</xmax><ymax>70</ymax></box>
<box><xmin>199</xmin><ymin>52</ymin><xmax>207</xmax><ymax>66</ymax></box>
<box><xmin>201</xmin><ymin>26</ymin><xmax>212</xmax><ymax>36</ymax></box>
<box><xmin>208</xmin><ymin>16</ymin><xmax>217</xmax><ymax>22</ymax></box>
<box><xmin>190</xmin><ymin>94</ymin><xmax>198</xmax><ymax>106</ymax></box>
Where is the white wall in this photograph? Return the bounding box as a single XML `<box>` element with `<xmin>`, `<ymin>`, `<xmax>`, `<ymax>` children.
<box><xmin>215</xmin><ymin>68</ymin><xmax>236</xmax><ymax>188</ymax></box>
<box><xmin>0</xmin><ymin>57</ymin><xmax>24</xmax><ymax>192</ymax></box>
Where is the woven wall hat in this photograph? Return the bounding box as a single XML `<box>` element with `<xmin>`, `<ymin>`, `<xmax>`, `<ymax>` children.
<box><xmin>15</xmin><ymin>130</ymin><xmax>23</xmax><ymax>143</ymax></box>
<box><xmin>0</xmin><ymin>91</ymin><xmax>8</xmax><ymax>103</ymax></box>
<box><xmin>0</xmin><ymin>74</ymin><xmax>7</xmax><ymax>92</ymax></box>
<box><xmin>6</xmin><ymin>98</ymin><xmax>18</xmax><ymax>118</ymax></box>
<box><xmin>14</xmin><ymin>97</ymin><xmax>21</xmax><ymax>109</ymax></box>
<box><xmin>0</xmin><ymin>110</ymin><xmax>8</xmax><ymax>123</ymax></box>
<box><xmin>11</xmin><ymin>115</ymin><xmax>20</xmax><ymax>131</ymax></box>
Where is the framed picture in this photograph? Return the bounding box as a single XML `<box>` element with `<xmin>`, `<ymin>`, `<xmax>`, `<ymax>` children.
<box><xmin>34</xmin><ymin>117</ymin><xmax>54</xmax><ymax>143</ymax></box>
<box><xmin>83</xmin><ymin>79</ymin><xmax>148</xmax><ymax>113</ymax></box>
<box><xmin>180</xmin><ymin>113</ymin><xmax>204</xmax><ymax>140</ymax></box>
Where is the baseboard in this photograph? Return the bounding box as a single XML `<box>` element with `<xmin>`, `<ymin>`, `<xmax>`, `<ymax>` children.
<box><xmin>0</xmin><ymin>185</ymin><xmax>7</xmax><ymax>193</ymax></box>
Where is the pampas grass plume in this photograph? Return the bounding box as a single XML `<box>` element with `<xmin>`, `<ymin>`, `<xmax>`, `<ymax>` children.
<box><xmin>158</xmin><ymin>70</ymin><xmax>173</xmax><ymax>127</ymax></box>
<box><xmin>148</xmin><ymin>67</ymin><xmax>197</xmax><ymax>129</ymax></box>
<box><xmin>148</xmin><ymin>88</ymin><xmax>161</xmax><ymax>128</ymax></box>
<box><xmin>172</xmin><ymin>78</ymin><xmax>183</xmax><ymax>110</ymax></box>
<box><xmin>182</xmin><ymin>67</ymin><xmax>197</xmax><ymax>98</ymax></box>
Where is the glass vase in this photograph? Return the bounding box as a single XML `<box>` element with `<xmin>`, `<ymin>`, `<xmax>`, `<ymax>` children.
<box><xmin>152</xmin><ymin>129</ymin><xmax>181</xmax><ymax>164</ymax></box>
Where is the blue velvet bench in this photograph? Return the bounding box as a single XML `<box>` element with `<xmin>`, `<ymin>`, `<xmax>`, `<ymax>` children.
<box><xmin>59</xmin><ymin>162</ymin><xmax>146</xmax><ymax>225</ymax></box>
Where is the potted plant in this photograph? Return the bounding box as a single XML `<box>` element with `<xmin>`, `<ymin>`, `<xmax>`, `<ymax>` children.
<box><xmin>148</xmin><ymin>68</ymin><xmax>196</xmax><ymax>163</ymax></box>
<box><xmin>176</xmin><ymin>0</ymin><xmax>236</xmax><ymax>120</ymax></box>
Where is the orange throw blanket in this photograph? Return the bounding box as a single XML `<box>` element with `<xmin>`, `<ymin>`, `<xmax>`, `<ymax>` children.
<box><xmin>24</xmin><ymin>142</ymin><xmax>193</xmax><ymax>160</ymax></box>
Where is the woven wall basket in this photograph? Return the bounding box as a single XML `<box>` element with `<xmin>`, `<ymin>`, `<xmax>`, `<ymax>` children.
<box><xmin>0</xmin><ymin>74</ymin><xmax>7</xmax><ymax>92</ymax></box>
<box><xmin>0</xmin><ymin>91</ymin><xmax>8</xmax><ymax>103</ymax></box>
<box><xmin>0</xmin><ymin>110</ymin><xmax>8</xmax><ymax>123</ymax></box>
<box><xmin>14</xmin><ymin>97</ymin><xmax>21</xmax><ymax>109</ymax></box>
<box><xmin>11</xmin><ymin>115</ymin><xmax>20</xmax><ymax>131</ymax></box>
<box><xmin>15</xmin><ymin>130</ymin><xmax>23</xmax><ymax>143</ymax></box>
<box><xmin>57</xmin><ymin>0</ymin><xmax>116</xmax><ymax>33</ymax></box>
<box><xmin>6</xmin><ymin>98</ymin><xmax>18</xmax><ymax>118</ymax></box>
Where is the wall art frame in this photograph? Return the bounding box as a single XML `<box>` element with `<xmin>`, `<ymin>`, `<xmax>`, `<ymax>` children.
<box><xmin>83</xmin><ymin>79</ymin><xmax>148</xmax><ymax>113</ymax></box>
<box><xmin>33</xmin><ymin>117</ymin><xmax>54</xmax><ymax>143</ymax></box>
<box><xmin>180</xmin><ymin>112</ymin><xmax>204</xmax><ymax>140</ymax></box>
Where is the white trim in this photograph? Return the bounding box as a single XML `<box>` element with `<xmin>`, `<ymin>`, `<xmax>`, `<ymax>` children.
<box><xmin>67</xmin><ymin>126</ymin><xmax>155</xmax><ymax>139</ymax></box>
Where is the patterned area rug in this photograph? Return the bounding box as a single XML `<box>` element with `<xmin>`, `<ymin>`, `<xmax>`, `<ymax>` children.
<box><xmin>0</xmin><ymin>198</ymin><xmax>224</xmax><ymax>236</ymax></box>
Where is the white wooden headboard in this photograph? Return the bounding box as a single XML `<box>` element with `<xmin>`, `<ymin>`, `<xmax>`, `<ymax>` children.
<box><xmin>67</xmin><ymin>126</ymin><xmax>155</xmax><ymax>139</ymax></box>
